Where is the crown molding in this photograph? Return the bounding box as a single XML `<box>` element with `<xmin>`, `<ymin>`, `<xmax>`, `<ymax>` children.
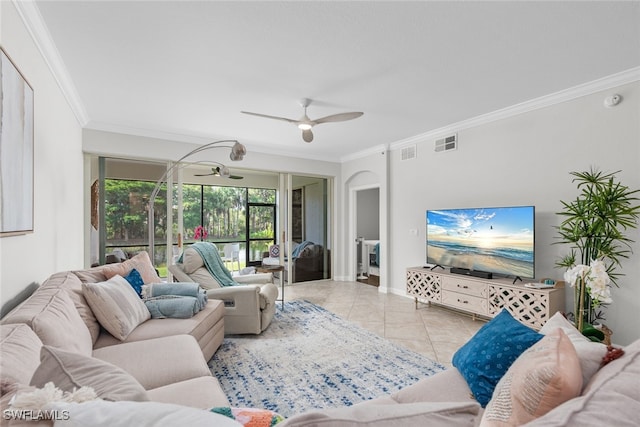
<box><xmin>13</xmin><ymin>0</ymin><xmax>89</xmax><ymax>126</ymax></box>
<box><xmin>85</xmin><ymin>121</ymin><xmax>343</xmax><ymax>164</ymax></box>
<box><xmin>387</xmin><ymin>66</ymin><xmax>640</xmax><ymax>153</ymax></box>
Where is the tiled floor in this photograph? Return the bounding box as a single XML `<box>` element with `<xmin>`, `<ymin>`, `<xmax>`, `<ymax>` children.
<box><xmin>285</xmin><ymin>280</ymin><xmax>486</xmax><ymax>368</ymax></box>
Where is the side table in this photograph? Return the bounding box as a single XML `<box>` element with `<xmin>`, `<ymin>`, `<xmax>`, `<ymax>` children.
<box><xmin>257</xmin><ymin>264</ymin><xmax>285</xmax><ymax>309</ymax></box>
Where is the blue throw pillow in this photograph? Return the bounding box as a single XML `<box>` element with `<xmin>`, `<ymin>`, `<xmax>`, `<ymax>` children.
<box><xmin>123</xmin><ymin>268</ymin><xmax>145</xmax><ymax>298</ymax></box>
<box><xmin>452</xmin><ymin>309</ymin><xmax>543</xmax><ymax>407</ymax></box>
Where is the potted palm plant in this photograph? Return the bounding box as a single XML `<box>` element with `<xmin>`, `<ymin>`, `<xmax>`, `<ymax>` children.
<box><xmin>556</xmin><ymin>167</ymin><xmax>640</xmax><ymax>340</ymax></box>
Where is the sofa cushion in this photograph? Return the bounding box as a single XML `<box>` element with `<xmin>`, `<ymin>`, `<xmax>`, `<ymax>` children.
<box><xmin>452</xmin><ymin>309</ymin><xmax>543</xmax><ymax>407</ymax></box>
<box><xmin>1</xmin><ymin>287</ymin><xmax>93</xmax><ymax>357</ymax></box>
<box><xmin>147</xmin><ymin>376</ymin><xmax>230</xmax><ymax>409</ymax></box>
<box><xmin>73</xmin><ymin>266</ymin><xmax>109</xmax><ymax>285</ymax></box>
<box><xmin>101</xmin><ymin>251</ymin><xmax>162</xmax><ymax>284</ymax></box>
<box><xmin>93</xmin><ymin>298</ymin><xmax>225</xmax><ymax>361</ymax></box>
<box><xmin>523</xmin><ymin>338</ymin><xmax>640</xmax><ymax>426</ymax></box>
<box><xmin>480</xmin><ymin>329</ymin><xmax>582</xmax><ymax>426</ymax></box>
<box><xmin>40</xmin><ymin>271</ymin><xmax>101</xmax><ymax>345</ymax></box>
<box><xmin>0</xmin><ymin>324</ymin><xmax>43</xmax><ymax>385</ymax></box>
<box><xmin>384</xmin><ymin>368</ymin><xmax>476</xmax><ymax>405</ymax></box>
<box><xmin>280</xmin><ymin>401</ymin><xmax>482</xmax><ymax>427</ymax></box>
<box><xmin>30</xmin><ymin>346</ymin><xmax>149</xmax><ymax>402</ymax></box>
<box><xmin>83</xmin><ymin>275</ymin><xmax>151</xmax><ymax>340</ymax></box>
<box><xmin>92</xmin><ymin>335</ymin><xmax>211</xmax><ymax>390</ymax></box>
<box><xmin>539</xmin><ymin>311</ymin><xmax>607</xmax><ymax>389</ymax></box>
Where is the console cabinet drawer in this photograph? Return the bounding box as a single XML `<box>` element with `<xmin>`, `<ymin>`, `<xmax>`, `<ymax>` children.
<box><xmin>442</xmin><ymin>290</ymin><xmax>488</xmax><ymax>315</ymax></box>
<box><xmin>441</xmin><ymin>276</ymin><xmax>488</xmax><ymax>298</ymax></box>
<box><xmin>406</xmin><ymin>267</ymin><xmax>565</xmax><ymax>330</ymax></box>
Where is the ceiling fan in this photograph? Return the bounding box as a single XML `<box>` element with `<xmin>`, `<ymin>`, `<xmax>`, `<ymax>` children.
<box><xmin>241</xmin><ymin>98</ymin><xmax>364</xmax><ymax>143</ymax></box>
<box><xmin>194</xmin><ymin>166</ymin><xmax>244</xmax><ymax>180</ymax></box>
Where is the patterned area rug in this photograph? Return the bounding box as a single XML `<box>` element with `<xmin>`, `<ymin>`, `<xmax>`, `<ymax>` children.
<box><xmin>208</xmin><ymin>300</ymin><xmax>445</xmax><ymax>417</ymax></box>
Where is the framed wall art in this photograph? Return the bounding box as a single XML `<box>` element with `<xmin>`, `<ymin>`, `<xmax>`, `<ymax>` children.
<box><xmin>0</xmin><ymin>47</ymin><xmax>34</xmax><ymax>236</ymax></box>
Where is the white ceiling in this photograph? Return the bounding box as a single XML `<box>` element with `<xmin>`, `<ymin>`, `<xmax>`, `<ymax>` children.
<box><xmin>32</xmin><ymin>1</ymin><xmax>640</xmax><ymax>161</ymax></box>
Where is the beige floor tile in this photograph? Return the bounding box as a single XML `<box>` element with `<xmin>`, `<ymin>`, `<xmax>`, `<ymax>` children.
<box><xmin>350</xmin><ymin>320</ymin><xmax>385</xmax><ymax>337</ymax></box>
<box><xmin>287</xmin><ymin>280</ymin><xmax>472</xmax><ymax>367</ymax></box>
<box><xmin>388</xmin><ymin>338</ymin><xmax>438</xmax><ymax>361</ymax></box>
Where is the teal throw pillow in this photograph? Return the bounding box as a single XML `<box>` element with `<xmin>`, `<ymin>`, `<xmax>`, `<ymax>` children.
<box><xmin>452</xmin><ymin>309</ymin><xmax>543</xmax><ymax>407</ymax></box>
<box><xmin>123</xmin><ymin>268</ymin><xmax>145</xmax><ymax>298</ymax></box>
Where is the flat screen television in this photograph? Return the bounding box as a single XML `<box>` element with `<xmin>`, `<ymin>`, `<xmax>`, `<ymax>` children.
<box><xmin>426</xmin><ymin>206</ymin><xmax>535</xmax><ymax>279</ymax></box>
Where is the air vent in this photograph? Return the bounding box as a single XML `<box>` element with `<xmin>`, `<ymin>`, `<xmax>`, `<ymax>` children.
<box><xmin>435</xmin><ymin>134</ymin><xmax>457</xmax><ymax>152</ymax></box>
<box><xmin>401</xmin><ymin>145</ymin><xmax>416</xmax><ymax>160</ymax></box>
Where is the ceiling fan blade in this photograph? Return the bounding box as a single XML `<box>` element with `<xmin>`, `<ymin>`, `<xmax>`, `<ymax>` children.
<box><xmin>194</xmin><ymin>166</ymin><xmax>219</xmax><ymax>177</ymax></box>
<box><xmin>302</xmin><ymin>129</ymin><xmax>314</xmax><ymax>143</ymax></box>
<box><xmin>241</xmin><ymin>111</ymin><xmax>299</xmax><ymax>124</ymax></box>
<box><xmin>313</xmin><ymin>111</ymin><xmax>363</xmax><ymax>125</ymax></box>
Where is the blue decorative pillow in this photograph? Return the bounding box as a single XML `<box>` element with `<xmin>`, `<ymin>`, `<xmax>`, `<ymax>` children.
<box><xmin>452</xmin><ymin>309</ymin><xmax>543</xmax><ymax>407</ymax></box>
<box><xmin>123</xmin><ymin>268</ymin><xmax>145</xmax><ymax>298</ymax></box>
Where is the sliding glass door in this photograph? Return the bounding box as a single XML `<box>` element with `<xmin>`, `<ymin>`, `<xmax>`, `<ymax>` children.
<box><xmin>282</xmin><ymin>174</ymin><xmax>331</xmax><ymax>283</ymax></box>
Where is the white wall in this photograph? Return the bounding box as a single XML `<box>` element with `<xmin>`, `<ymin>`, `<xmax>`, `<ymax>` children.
<box><xmin>378</xmin><ymin>82</ymin><xmax>639</xmax><ymax>345</ymax></box>
<box><xmin>341</xmin><ymin>149</ymin><xmax>389</xmax><ymax>287</ymax></box>
<box><xmin>0</xmin><ymin>1</ymin><xmax>84</xmax><ymax>307</ymax></box>
<box><xmin>357</xmin><ymin>188</ymin><xmax>380</xmax><ymax>240</ymax></box>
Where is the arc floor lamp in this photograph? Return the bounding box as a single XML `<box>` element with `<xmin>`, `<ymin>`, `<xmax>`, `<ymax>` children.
<box><xmin>147</xmin><ymin>140</ymin><xmax>247</xmax><ymax>264</ymax></box>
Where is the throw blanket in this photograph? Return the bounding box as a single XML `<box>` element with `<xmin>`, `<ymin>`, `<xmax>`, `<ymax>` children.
<box><xmin>142</xmin><ymin>282</ymin><xmax>202</xmax><ymax>298</ymax></box>
<box><xmin>291</xmin><ymin>240</ymin><xmax>314</xmax><ymax>259</ymax></box>
<box><xmin>142</xmin><ymin>283</ymin><xmax>208</xmax><ymax>319</ymax></box>
<box><xmin>185</xmin><ymin>242</ymin><xmax>238</xmax><ymax>287</ymax></box>
<box><xmin>145</xmin><ymin>295</ymin><xmax>204</xmax><ymax>319</ymax></box>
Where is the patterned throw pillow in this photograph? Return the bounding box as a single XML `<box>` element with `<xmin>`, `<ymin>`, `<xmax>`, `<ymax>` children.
<box><xmin>269</xmin><ymin>245</ymin><xmax>280</xmax><ymax>258</ymax></box>
<box><xmin>452</xmin><ymin>309</ymin><xmax>543</xmax><ymax>407</ymax></box>
<box><xmin>123</xmin><ymin>268</ymin><xmax>145</xmax><ymax>298</ymax></box>
<box><xmin>480</xmin><ymin>329</ymin><xmax>582</xmax><ymax>426</ymax></box>
<box><xmin>210</xmin><ymin>406</ymin><xmax>284</xmax><ymax>426</ymax></box>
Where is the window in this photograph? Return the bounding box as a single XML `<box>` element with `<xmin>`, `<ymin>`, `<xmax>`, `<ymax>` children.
<box><xmin>103</xmin><ymin>178</ymin><xmax>276</xmax><ymax>274</ymax></box>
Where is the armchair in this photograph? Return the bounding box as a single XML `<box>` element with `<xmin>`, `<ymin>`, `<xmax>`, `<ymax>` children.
<box><xmin>169</xmin><ymin>247</ymin><xmax>278</xmax><ymax>335</ymax></box>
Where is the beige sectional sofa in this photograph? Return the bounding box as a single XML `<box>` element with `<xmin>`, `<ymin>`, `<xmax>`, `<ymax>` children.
<box><xmin>1</xmin><ymin>255</ymin><xmax>639</xmax><ymax>426</ymax></box>
<box><xmin>0</xmin><ymin>255</ymin><xmax>232</xmax><ymax>425</ymax></box>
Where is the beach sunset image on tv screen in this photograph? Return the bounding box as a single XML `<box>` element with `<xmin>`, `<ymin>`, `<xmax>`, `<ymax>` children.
<box><xmin>426</xmin><ymin>206</ymin><xmax>535</xmax><ymax>278</ymax></box>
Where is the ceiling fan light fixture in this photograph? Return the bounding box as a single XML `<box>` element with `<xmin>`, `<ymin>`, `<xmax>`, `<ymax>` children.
<box><xmin>219</xmin><ymin>166</ymin><xmax>231</xmax><ymax>177</ymax></box>
<box><xmin>242</xmin><ymin>99</ymin><xmax>363</xmax><ymax>143</ymax></box>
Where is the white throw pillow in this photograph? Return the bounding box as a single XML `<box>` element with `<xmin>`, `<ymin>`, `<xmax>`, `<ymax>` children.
<box><xmin>82</xmin><ymin>275</ymin><xmax>150</xmax><ymax>340</ymax></box>
<box><xmin>540</xmin><ymin>312</ymin><xmax>607</xmax><ymax>388</ymax></box>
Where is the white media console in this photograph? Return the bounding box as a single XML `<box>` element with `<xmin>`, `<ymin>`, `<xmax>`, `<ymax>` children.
<box><xmin>406</xmin><ymin>267</ymin><xmax>566</xmax><ymax>330</ymax></box>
